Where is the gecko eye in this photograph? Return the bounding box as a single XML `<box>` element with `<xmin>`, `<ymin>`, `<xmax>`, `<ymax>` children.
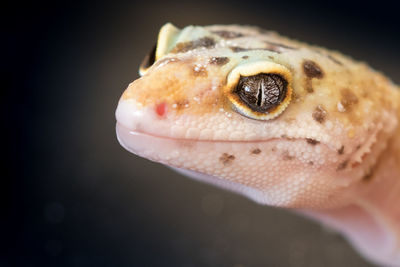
<box><xmin>226</xmin><ymin>61</ymin><xmax>292</xmax><ymax>120</ymax></box>
<box><xmin>139</xmin><ymin>44</ymin><xmax>157</xmax><ymax>76</ymax></box>
<box><xmin>235</xmin><ymin>74</ymin><xmax>288</xmax><ymax>113</ymax></box>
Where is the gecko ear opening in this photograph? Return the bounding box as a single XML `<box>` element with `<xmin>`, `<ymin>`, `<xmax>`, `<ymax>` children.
<box><xmin>226</xmin><ymin>61</ymin><xmax>293</xmax><ymax>120</ymax></box>
<box><xmin>139</xmin><ymin>23</ymin><xmax>181</xmax><ymax>76</ymax></box>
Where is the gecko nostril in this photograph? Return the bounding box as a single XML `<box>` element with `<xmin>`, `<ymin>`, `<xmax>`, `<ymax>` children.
<box><xmin>155</xmin><ymin>102</ymin><xmax>167</xmax><ymax>117</ymax></box>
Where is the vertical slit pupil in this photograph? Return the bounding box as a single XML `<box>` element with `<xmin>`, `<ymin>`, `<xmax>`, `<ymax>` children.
<box><xmin>257</xmin><ymin>86</ymin><xmax>262</xmax><ymax>106</ymax></box>
<box><xmin>235</xmin><ymin>73</ymin><xmax>288</xmax><ymax>113</ymax></box>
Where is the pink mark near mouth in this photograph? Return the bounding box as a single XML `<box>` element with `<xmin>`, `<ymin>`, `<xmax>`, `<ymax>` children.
<box><xmin>155</xmin><ymin>102</ymin><xmax>167</xmax><ymax>117</ymax></box>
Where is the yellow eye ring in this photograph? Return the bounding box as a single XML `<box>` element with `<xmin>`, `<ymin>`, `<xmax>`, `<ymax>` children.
<box><xmin>225</xmin><ymin>61</ymin><xmax>293</xmax><ymax>120</ymax></box>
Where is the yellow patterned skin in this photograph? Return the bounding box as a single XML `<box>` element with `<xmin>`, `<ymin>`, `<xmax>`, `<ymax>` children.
<box><xmin>116</xmin><ymin>23</ymin><xmax>400</xmax><ymax>266</ymax></box>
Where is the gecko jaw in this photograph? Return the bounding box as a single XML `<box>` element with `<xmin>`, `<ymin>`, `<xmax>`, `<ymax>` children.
<box><xmin>116</xmin><ymin>121</ymin><xmax>363</xmax><ymax>209</ymax></box>
<box><xmin>117</xmin><ymin>121</ymin><xmax>279</xmax><ymax>205</ymax></box>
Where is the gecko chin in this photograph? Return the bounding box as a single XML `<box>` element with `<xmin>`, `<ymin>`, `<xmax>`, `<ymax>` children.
<box><xmin>116</xmin><ymin>122</ymin><xmax>358</xmax><ymax>208</ymax></box>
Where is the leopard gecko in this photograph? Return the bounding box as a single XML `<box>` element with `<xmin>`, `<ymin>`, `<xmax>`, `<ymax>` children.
<box><xmin>115</xmin><ymin>23</ymin><xmax>400</xmax><ymax>266</ymax></box>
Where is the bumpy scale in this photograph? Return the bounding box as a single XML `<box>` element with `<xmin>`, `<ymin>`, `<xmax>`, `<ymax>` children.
<box><xmin>116</xmin><ymin>23</ymin><xmax>400</xmax><ymax>266</ymax></box>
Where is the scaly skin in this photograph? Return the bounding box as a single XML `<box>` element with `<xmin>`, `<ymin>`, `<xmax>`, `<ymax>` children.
<box><xmin>115</xmin><ymin>23</ymin><xmax>400</xmax><ymax>266</ymax></box>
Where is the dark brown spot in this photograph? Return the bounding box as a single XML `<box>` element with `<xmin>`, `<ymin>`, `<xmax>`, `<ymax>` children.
<box><xmin>339</xmin><ymin>89</ymin><xmax>359</xmax><ymax>112</ymax></box>
<box><xmin>352</xmin><ymin>162</ymin><xmax>361</xmax><ymax>168</ymax></box>
<box><xmin>362</xmin><ymin>172</ymin><xmax>373</xmax><ymax>181</ymax></box>
<box><xmin>209</xmin><ymin>57</ymin><xmax>229</xmax><ymax>66</ymax></box>
<box><xmin>338</xmin><ymin>145</ymin><xmax>345</xmax><ymax>155</ymax></box>
<box><xmin>268</xmin><ymin>56</ymin><xmax>274</xmax><ymax>60</ymax></box>
<box><xmin>312</xmin><ymin>105</ymin><xmax>327</xmax><ymax>123</ymax></box>
<box><xmin>303</xmin><ymin>60</ymin><xmax>324</xmax><ymax>79</ymax></box>
<box><xmin>306</xmin><ymin>138</ymin><xmax>320</xmax><ymax>145</ymax></box>
<box><xmin>327</xmin><ymin>54</ymin><xmax>343</xmax><ymax>65</ymax></box>
<box><xmin>308</xmin><ymin>161</ymin><xmax>314</xmax><ymax>165</ymax></box>
<box><xmin>230</xmin><ymin>46</ymin><xmax>251</xmax><ymax>52</ymax></box>
<box><xmin>356</xmin><ymin>144</ymin><xmax>361</xmax><ymax>151</ymax></box>
<box><xmin>220</xmin><ymin>153</ymin><xmax>235</xmax><ymax>166</ymax></box>
<box><xmin>302</xmin><ymin>60</ymin><xmax>324</xmax><ymax>93</ymax></box>
<box><xmin>171</xmin><ymin>37</ymin><xmax>216</xmax><ymax>53</ymax></box>
<box><xmin>193</xmin><ymin>64</ymin><xmax>208</xmax><ymax>77</ymax></box>
<box><xmin>242</xmin><ymin>55</ymin><xmax>249</xmax><ymax>59</ymax></box>
<box><xmin>283</xmin><ymin>151</ymin><xmax>294</xmax><ymax>161</ymax></box>
<box><xmin>305</xmin><ymin>79</ymin><xmax>314</xmax><ymax>93</ymax></box>
<box><xmin>212</xmin><ymin>30</ymin><xmax>244</xmax><ymax>39</ymax></box>
<box><xmin>265</xmin><ymin>41</ymin><xmax>296</xmax><ymax>50</ymax></box>
<box><xmin>362</xmin><ymin>169</ymin><xmax>375</xmax><ymax>182</ymax></box>
<box><xmin>337</xmin><ymin>160</ymin><xmax>349</xmax><ymax>171</ymax></box>
<box><xmin>263</xmin><ymin>45</ymin><xmax>281</xmax><ymax>53</ymax></box>
<box><xmin>291</xmin><ymin>91</ymin><xmax>301</xmax><ymax>102</ymax></box>
<box><xmin>251</xmin><ymin>148</ymin><xmax>261</xmax><ymax>154</ymax></box>
<box><xmin>230</xmin><ymin>46</ymin><xmax>280</xmax><ymax>54</ymax></box>
<box><xmin>173</xmin><ymin>99</ymin><xmax>189</xmax><ymax>110</ymax></box>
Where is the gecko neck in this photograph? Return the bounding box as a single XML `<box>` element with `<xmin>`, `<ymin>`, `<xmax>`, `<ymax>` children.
<box><xmin>305</xmin><ymin>120</ymin><xmax>400</xmax><ymax>266</ymax></box>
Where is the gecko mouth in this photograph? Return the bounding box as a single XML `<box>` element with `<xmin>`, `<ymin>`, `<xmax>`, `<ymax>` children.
<box><xmin>116</xmin><ymin>122</ymin><xmax>327</xmax><ymax>144</ymax></box>
<box><xmin>116</xmin><ymin>122</ymin><xmax>327</xmax><ymax>150</ymax></box>
<box><xmin>116</xmin><ymin>120</ymin><xmax>383</xmax><ymax>189</ymax></box>
<box><xmin>116</xmin><ymin>122</ymin><xmax>277</xmax><ymax>156</ymax></box>
<box><xmin>116</xmin><ymin>121</ymin><xmax>337</xmax><ymax>170</ymax></box>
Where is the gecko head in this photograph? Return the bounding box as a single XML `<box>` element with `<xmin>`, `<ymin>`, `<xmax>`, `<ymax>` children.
<box><xmin>116</xmin><ymin>23</ymin><xmax>399</xmax><ymax>209</ymax></box>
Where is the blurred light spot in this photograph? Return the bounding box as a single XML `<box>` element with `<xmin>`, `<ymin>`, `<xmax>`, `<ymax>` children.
<box><xmin>201</xmin><ymin>194</ymin><xmax>224</xmax><ymax>216</ymax></box>
<box><xmin>44</xmin><ymin>202</ymin><xmax>65</xmax><ymax>223</ymax></box>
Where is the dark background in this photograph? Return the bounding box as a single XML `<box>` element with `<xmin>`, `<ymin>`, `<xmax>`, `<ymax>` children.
<box><xmin>5</xmin><ymin>1</ymin><xmax>400</xmax><ymax>266</ymax></box>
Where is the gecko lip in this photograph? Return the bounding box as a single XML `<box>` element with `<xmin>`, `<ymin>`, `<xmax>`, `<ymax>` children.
<box><xmin>115</xmin><ymin>122</ymin><xmax>342</xmax><ymax>162</ymax></box>
<box><xmin>116</xmin><ymin>122</ymin><xmax>337</xmax><ymax>165</ymax></box>
<box><xmin>116</xmin><ymin>122</ymin><xmax>319</xmax><ymax>145</ymax></box>
<box><xmin>116</xmin><ymin>122</ymin><xmax>275</xmax><ymax>155</ymax></box>
<box><xmin>116</xmin><ymin>121</ymin><xmax>299</xmax><ymax>160</ymax></box>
